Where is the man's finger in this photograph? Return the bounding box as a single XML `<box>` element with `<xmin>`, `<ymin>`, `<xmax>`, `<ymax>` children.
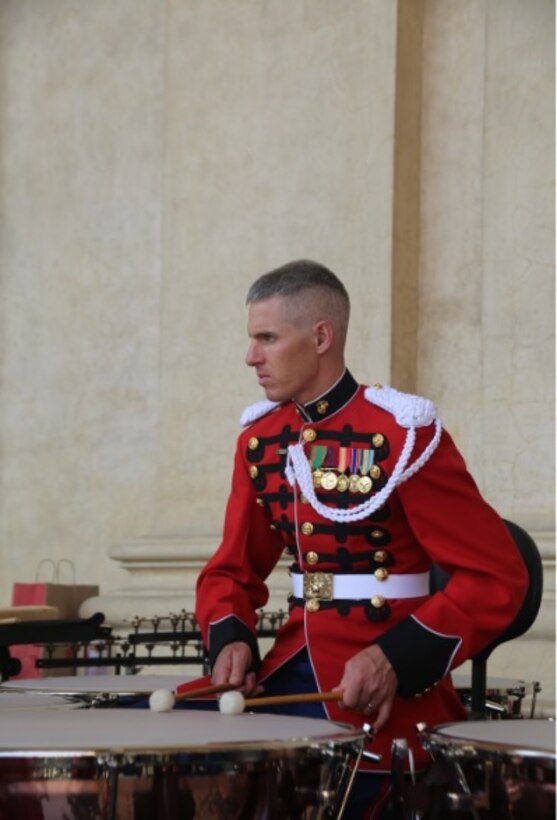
<box><xmin>372</xmin><ymin>697</ymin><xmax>393</xmax><ymax>731</ymax></box>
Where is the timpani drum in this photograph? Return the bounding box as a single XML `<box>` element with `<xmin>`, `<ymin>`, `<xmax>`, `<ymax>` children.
<box><xmin>0</xmin><ymin>674</ymin><xmax>193</xmax><ymax>708</ymax></box>
<box><xmin>452</xmin><ymin>674</ymin><xmax>540</xmax><ymax>719</ymax></box>
<box><xmin>0</xmin><ymin>691</ymin><xmax>82</xmax><ymax>711</ymax></box>
<box><xmin>0</xmin><ymin>709</ymin><xmax>364</xmax><ymax>819</ymax></box>
<box><xmin>418</xmin><ymin>719</ymin><xmax>556</xmax><ymax>819</ymax></box>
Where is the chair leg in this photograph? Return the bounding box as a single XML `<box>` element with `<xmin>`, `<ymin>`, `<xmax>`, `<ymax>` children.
<box><xmin>470</xmin><ymin>659</ymin><xmax>487</xmax><ymax>718</ymax></box>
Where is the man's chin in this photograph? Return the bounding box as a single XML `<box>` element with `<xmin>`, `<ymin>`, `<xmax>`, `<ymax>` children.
<box><xmin>261</xmin><ymin>386</ymin><xmax>287</xmax><ymax>403</ymax></box>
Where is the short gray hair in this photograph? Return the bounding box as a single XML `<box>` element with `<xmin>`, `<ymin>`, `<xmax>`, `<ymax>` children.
<box><xmin>246</xmin><ymin>259</ymin><xmax>350</xmax><ymax>349</ymax></box>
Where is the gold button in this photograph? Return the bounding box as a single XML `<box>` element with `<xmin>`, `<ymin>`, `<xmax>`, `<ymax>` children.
<box><xmin>301</xmin><ymin>522</ymin><xmax>314</xmax><ymax>536</ymax></box>
<box><xmin>306</xmin><ymin>551</ymin><xmax>319</xmax><ymax>565</ymax></box>
<box><xmin>248</xmin><ymin>437</ymin><xmax>259</xmax><ymax>450</ymax></box>
<box><xmin>370</xmin><ymin>529</ymin><xmax>384</xmax><ymax>539</ymax></box>
<box><xmin>316</xmin><ymin>400</ymin><xmax>329</xmax><ymax>415</ymax></box>
<box><xmin>371</xmin><ymin>594</ymin><xmax>385</xmax><ymax>608</ymax></box>
<box><xmin>303</xmin><ymin>428</ymin><xmax>317</xmax><ymax>442</ymax></box>
<box><xmin>372</xmin><ymin>433</ymin><xmax>384</xmax><ymax>448</ymax></box>
<box><xmin>370</xmin><ymin>465</ymin><xmax>381</xmax><ymax>479</ymax></box>
<box><xmin>270</xmin><ymin>523</ymin><xmax>277</xmax><ymax>531</ymax></box>
<box><xmin>306</xmin><ymin>598</ymin><xmax>320</xmax><ymax>613</ymax></box>
<box><xmin>300</xmin><ymin>493</ymin><xmax>309</xmax><ymax>504</ymax></box>
<box><xmin>256</xmin><ymin>497</ymin><xmax>265</xmax><ymax>506</ymax></box>
<box><xmin>249</xmin><ymin>466</ymin><xmax>259</xmax><ymax>479</ymax></box>
<box><xmin>374</xmin><ymin>550</ymin><xmax>388</xmax><ymax>563</ymax></box>
<box><xmin>374</xmin><ymin>567</ymin><xmax>389</xmax><ymax>581</ymax></box>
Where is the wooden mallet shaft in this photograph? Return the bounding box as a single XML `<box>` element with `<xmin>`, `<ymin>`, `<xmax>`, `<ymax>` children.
<box><xmin>243</xmin><ymin>690</ymin><xmax>343</xmax><ymax>708</ymax></box>
<box><xmin>175</xmin><ymin>683</ymin><xmax>234</xmax><ymax>702</ymax></box>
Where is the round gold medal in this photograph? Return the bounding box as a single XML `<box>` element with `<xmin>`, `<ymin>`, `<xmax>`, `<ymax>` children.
<box><xmin>357</xmin><ymin>475</ymin><xmax>373</xmax><ymax>493</ymax></box>
<box><xmin>336</xmin><ymin>474</ymin><xmax>349</xmax><ymax>492</ymax></box>
<box><xmin>320</xmin><ymin>471</ymin><xmax>338</xmax><ymax>490</ymax></box>
<box><xmin>348</xmin><ymin>474</ymin><xmax>360</xmax><ymax>493</ymax></box>
<box><xmin>312</xmin><ymin>469</ymin><xmax>324</xmax><ymax>488</ymax></box>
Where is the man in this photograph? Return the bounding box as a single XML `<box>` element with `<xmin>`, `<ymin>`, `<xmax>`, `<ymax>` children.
<box><xmin>193</xmin><ymin>259</ymin><xmax>528</xmax><ymax>817</ymax></box>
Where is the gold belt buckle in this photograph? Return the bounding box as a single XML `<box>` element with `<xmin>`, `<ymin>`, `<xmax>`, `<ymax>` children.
<box><xmin>303</xmin><ymin>572</ymin><xmax>333</xmax><ymax>603</ymax></box>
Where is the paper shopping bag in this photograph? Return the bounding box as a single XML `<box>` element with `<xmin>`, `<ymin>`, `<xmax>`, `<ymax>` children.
<box><xmin>10</xmin><ymin>559</ymin><xmax>98</xmax><ymax>679</ymax></box>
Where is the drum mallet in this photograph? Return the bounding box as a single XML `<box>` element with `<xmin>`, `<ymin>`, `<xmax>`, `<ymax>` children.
<box><xmin>218</xmin><ymin>690</ymin><xmax>343</xmax><ymax>715</ymax></box>
<box><xmin>149</xmin><ymin>682</ymin><xmax>234</xmax><ymax>712</ymax></box>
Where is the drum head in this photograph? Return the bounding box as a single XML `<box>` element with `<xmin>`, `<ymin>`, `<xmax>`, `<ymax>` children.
<box><xmin>0</xmin><ymin>674</ymin><xmax>192</xmax><ymax>698</ymax></box>
<box><xmin>0</xmin><ymin>692</ymin><xmax>80</xmax><ymax>711</ymax></box>
<box><xmin>452</xmin><ymin>674</ymin><xmax>527</xmax><ymax>692</ymax></box>
<box><xmin>428</xmin><ymin>719</ymin><xmax>555</xmax><ymax>762</ymax></box>
<box><xmin>0</xmin><ymin>709</ymin><xmax>362</xmax><ymax>757</ymax></box>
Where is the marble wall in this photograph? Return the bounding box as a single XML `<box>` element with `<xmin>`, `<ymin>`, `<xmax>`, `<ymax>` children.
<box><xmin>0</xmin><ymin>0</ymin><xmax>166</xmax><ymax>595</ymax></box>
<box><xmin>0</xmin><ymin>1</ymin><xmax>554</xmax><ymax>709</ymax></box>
<box><xmin>0</xmin><ymin>0</ymin><xmax>398</xmax><ymax>609</ymax></box>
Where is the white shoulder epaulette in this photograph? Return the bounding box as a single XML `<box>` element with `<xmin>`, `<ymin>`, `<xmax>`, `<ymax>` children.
<box><xmin>364</xmin><ymin>384</ymin><xmax>437</xmax><ymax>428</ymax></box>
<box><xmin>240</xmin><ymin>399</ymin><xmax>282</xmax><ymax>427</ymax></box>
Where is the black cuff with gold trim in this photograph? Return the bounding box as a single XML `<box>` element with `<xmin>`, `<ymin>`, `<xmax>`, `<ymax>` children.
<box><xmin>208</xmin><ymin>616</ymin><xmax>261</xmax><ymax>672</ymax></box>
<box><xmin>374</xmin><ymin>616</ymin><xmax>459</xmax><ymax>698</ymax></box>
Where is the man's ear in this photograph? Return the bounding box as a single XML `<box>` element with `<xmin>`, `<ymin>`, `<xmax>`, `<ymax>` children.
<box><xmin>314</xmin><ymin>320</ymin><xmax>334</xmax><ymax>355</ymax></box>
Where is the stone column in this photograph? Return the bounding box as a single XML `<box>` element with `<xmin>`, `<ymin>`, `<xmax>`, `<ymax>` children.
<box><xmin>414</xmin><ymin>0</ymin><xmax>555</xmax><ymax>714</ymax></box>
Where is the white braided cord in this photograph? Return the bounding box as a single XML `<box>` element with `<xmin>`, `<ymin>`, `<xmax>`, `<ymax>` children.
<box><xmin>398</xmin><ymin>418</ymin><xmax>442</xmax><ymax>483</ymax></box>
<box><xmin>285</xmin><ymin>418</ymin><xmax>442</xmax><ymax>523</ymax></box>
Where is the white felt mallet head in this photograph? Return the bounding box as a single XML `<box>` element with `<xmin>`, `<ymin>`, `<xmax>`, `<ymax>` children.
<box><xmin>149</xmin><ymin>688</ymin><xmax>176</xmax><ymax>712</ymax></box>
<box><xmin>218</xmin><ymin>690</ymin><xmax>245</xmax><ymax>715</ymax></box>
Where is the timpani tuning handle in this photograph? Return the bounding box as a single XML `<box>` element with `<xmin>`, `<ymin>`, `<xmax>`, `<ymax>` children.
<box><xmin>361</xmin><ymin>750</ymin><xmax>382</xmax><ymax>763</ymax></box>
<box><xmin>360</xmin><ymin>722</ymin><xmax>380</xmax><ymax>761</ymax></box>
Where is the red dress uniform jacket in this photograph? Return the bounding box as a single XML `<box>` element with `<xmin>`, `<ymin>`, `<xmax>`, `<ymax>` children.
<box><xmin>195</xmin><ymin>372</ymin><xmax>528</xmax><ymax>769</ymax></box>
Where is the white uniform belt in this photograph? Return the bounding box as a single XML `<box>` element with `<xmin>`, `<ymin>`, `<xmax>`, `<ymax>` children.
<box><xmin>291</xmin><ymin>571</ymin><xmax>430</xmax><ymax>601</ymax></box>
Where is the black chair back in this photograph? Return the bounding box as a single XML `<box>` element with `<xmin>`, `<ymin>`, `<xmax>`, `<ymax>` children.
<box><xmin>430</xmin><ymin>518</ymin><xmax>543</xmax><ymax>717</ymax></box>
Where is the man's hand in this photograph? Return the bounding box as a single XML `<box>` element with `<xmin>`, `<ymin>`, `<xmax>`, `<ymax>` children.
<box><xmin>335</xmin><ymin>644</ymin><xmax>397</xmax><ymax>731</ymax></box>
<box><xmin>211</xmin><ymin>641</ymin><xmax>258</xmax><ymax>695</ymax></box>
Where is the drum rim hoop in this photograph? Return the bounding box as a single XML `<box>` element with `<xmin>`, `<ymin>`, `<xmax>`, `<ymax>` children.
<box><xmin>423</xmin><ymin>721</ymin><xmax>556</xmax><ymax>764</ymax></box>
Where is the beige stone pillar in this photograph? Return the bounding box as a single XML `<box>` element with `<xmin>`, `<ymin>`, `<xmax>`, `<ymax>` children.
<box><xmin>391</xmin><ymin>0</ymin><xmax>555</xmax><ymax>713</ymax></box>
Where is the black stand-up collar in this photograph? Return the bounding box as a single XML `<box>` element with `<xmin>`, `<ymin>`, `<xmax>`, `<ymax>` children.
<box><xmin>296</xmin><ymin>370</ymin><xmax>359</xmax><ymax>422</ymax></box>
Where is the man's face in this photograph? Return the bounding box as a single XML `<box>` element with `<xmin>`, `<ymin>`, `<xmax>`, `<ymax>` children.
<box><xmin>245</xmin><ymin>296</ymin><xmax>321</xmax><ymax>405</ymax></box>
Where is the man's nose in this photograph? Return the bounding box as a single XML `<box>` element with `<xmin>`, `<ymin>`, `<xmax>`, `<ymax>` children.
<box><xmin>245</xmin><ymin>341</ymin><xmax>259</xmax><ymax>366</ymax></box>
